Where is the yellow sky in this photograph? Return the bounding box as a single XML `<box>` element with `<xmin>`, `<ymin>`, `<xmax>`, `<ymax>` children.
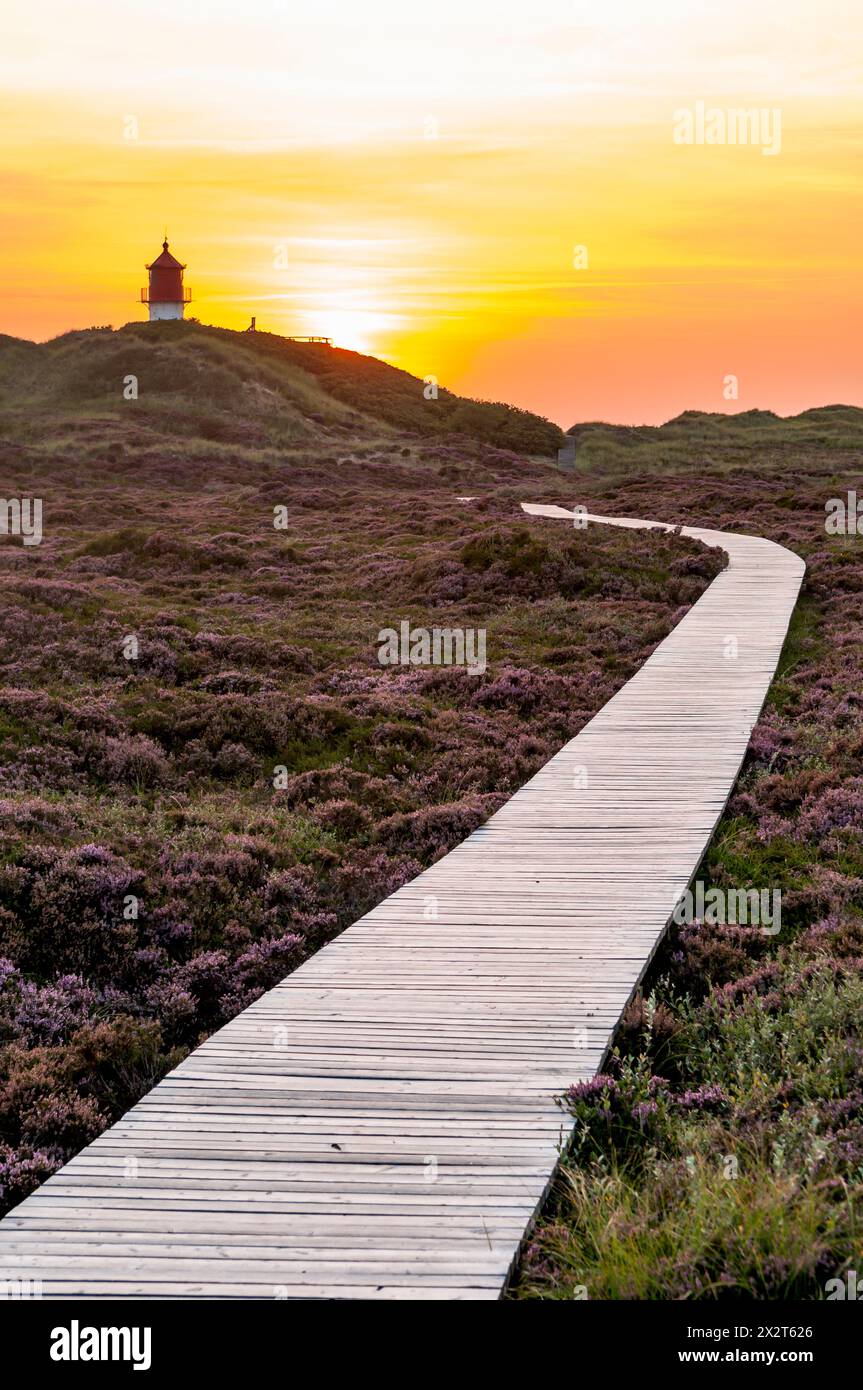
<box><xmin>2</xmin><ymin>0</ymin><xmax>861</xmax><ymax>424</ymax></box>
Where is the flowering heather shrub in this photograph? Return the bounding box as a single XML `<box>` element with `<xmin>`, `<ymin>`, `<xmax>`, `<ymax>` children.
<box><xmin>311</xmin><ymin>798</ymin><xmax>373</xmax><ymax>837</ymax></box>
<box><xmin>1</xmin><ymin>962</ymin><xmax>105</xmax><ymax>1046</ymax></box>
<box><xmin>95</xmin><ymin>734</ymin><xmax>171</xmax><ymax>787</ymax></box>
<box><xmin>0</xmin><ymin>1146</ymin><xmax>57</xmax><ymax>1213</ymax></box>
<box><xmin>795</xmin><ymin>781</ymin><xmax>863</xmax><ymax>847</ymax></box>
<box><xmin>470</xmin><ymin>666</ymin><xmax>559</xmax><ymax>712</ymax></box>
<box><xmin>374</xmin><ymin>796</ymin><xmax>502</xmax><ymax>860</ymax></box>
<box><xmin>563</xmin><ymin>1065</ymin><xmax>675</xmax><ymax>1156</ymax></box>
<box><xmin>0</xmin><ymin>427</ymin><xmax>719</xmax><ymax>1212</ymax></box>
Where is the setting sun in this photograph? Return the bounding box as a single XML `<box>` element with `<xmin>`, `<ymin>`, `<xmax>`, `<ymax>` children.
<box><xmin>298</xmin><ymin>307</ymin><xmax>401</xmax><ymax>357</ymax></box>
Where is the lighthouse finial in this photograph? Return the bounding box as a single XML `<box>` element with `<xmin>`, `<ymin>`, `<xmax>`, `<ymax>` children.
<box><xmin>163</xmin><ymin>227</ymin><xmax>169</xmax><ymax>251</ymax></box>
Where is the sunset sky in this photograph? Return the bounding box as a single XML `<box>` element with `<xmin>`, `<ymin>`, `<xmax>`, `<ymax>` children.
<box><xmin>2</xmin><ymin>0</ymin><xmax>861</xmax><ymax>425</ymax></box>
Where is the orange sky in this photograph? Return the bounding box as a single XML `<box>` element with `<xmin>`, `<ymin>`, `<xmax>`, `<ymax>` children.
<box><xmin>2</xmin><ymin>0</ymin><xmax>861</xmax><ymax>425</ymax></box>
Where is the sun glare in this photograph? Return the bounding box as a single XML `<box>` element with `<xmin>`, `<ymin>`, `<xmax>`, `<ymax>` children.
<box><xmin>301</xmin><ymin>308</ymin><xmax>397</xmax><ymax>356</ymax></box>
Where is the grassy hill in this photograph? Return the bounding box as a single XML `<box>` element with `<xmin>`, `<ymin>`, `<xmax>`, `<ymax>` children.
<box><xmin>564</xmin><ymin>405</ymin><xmax>863</xmax><ymax>475</ymax></box>
<box><xmin>0</xmin><ymin>321</ymin><xmax>565</xmax><ymax>456</ymax></box>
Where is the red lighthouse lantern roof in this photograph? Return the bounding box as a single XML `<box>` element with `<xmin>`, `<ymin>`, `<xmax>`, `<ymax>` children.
<box><xmin>146</xmin><ymin>239</ymin><xmax>186</xmax><ymax>271</ymax></box>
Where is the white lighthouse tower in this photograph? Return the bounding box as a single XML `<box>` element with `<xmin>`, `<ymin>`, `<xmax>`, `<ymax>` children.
<box><xmin>141</xmin><ymin>238</ymin><xmax>191</xmax><ymax>321</ymax></box>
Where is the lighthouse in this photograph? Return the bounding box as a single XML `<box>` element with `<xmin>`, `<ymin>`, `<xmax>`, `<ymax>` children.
<box><xmin>141</xmin><ymin>239</ymin><xmax>191</xmax><ymax>321</ymax></box>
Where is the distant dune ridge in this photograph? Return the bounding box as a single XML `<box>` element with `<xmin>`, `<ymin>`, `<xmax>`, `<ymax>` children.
<box><xmin>564</xmin><ymin>405</ymin><xmax>863</xmax><ymax>475</ymax></box>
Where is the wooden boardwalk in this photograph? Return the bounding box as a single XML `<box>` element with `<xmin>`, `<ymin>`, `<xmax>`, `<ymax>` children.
<box><xmin>0</xmin><ymin>506</ymin><xmax>805</xmax><ymax>1299</ymax></box>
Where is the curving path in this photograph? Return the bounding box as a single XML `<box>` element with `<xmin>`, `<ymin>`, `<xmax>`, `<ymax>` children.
<box><xmin>0</xmin><ymin>506</ymin><xmax>805</xmax><ymax>1299</ymax></box>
